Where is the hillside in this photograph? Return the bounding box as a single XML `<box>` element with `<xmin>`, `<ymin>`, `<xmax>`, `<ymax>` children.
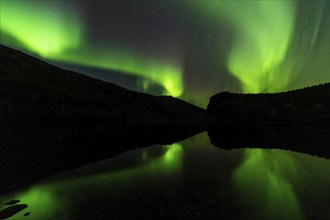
<box><xmin>207</xmin><ymin>83</ymin><xmax>330</xmax><ymax>123</ymax></box>
<box><xmin>0</xmin><ymin>44</ymin><xmax>205</xmax><ymax>122</ymax></box>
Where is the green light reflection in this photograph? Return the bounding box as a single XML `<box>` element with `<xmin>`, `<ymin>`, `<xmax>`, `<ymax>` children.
<box><xmin>0</xmin><ymin>143</ymin><xmax>183</xmax><ymax>219</ymax></box>
<box><xmin>232</xmin><ymin>149</ymin><xmax>304</xmax><ymax>219</ymax></box>
<box><xmin>0</xmin><ymin>186</ymin><xmax>58</xmax><ymax>220</ymax></box>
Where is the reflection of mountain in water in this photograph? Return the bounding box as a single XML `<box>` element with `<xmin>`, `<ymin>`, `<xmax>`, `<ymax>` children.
<box><xmin>0</xmin><ymin>122</ymin><xmax>203</xmax><ymax>195</ymax></box>
<box><xmin>208</xmin><ymin>124</ymin><xmax>330</xmax><ymax>159</ymax></box>
<box><xmin>1</xmin><ymin>131</ymin><xmax>329</xmax><ymax>220</ymax></box>
<box><xmin>207</xmin><ymin>82</ymin><xmax>330</xmax><ymax>159</ymax></box>
<box><xmin>1</xmin><ymin>122</ymin><xmax>329</xmax><ymax>196</ymax></box>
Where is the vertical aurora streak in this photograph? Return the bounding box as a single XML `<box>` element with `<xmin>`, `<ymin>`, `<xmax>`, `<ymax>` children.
<box><xmin>226</xmin><ymin>1</ymin><xmax>297</xmax><ymax>93</ymax></box>
<box><xmin>189</xmin><ymin>0</ymin><xmax>329</xmax><ymax>97</ymax></box>
<box><xmin>193</xmin><ymin>1</ymin><xmax>297</xmax><ymax>93</ymax></box>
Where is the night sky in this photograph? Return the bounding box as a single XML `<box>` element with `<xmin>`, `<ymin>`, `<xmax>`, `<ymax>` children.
<box><xmin>1</xmin><ymin>1</ymin><xmax>329</xmax><ymax>107</ymax></box>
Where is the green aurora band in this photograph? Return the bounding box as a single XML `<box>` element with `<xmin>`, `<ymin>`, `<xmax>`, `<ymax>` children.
<box><xmin>52</xmin><ymin>48</ymin><xmax>183</xmax><ymax>97</ymax></box>
<box><xmin>0</xmin><ymin>1</ymin><xmax>82</xmax><ymax>57</ymax></box>
<box><xmin>0</xmin><ymin>1</ymin><xmax>183</xmax><ymax>97</ymax></box>
<box><xmin>191</xmin><ymin>1</ymin><xmax>329</xmax><ymax>93</ymax></box>
<box><xmin>1</xmin><ymin>1</ymin><xmax>328</xmax><ymax>101</ymax></box>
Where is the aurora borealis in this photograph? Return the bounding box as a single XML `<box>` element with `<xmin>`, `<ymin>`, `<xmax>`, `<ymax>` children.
<box><xmin>196</xmin><ymin>1</ymin><xmax>297</xmax><ymax>93</ymax></box>
<box><xmin>1</xmin><ymin>1</ymin><xmax>329</xmax><ymax>219</ymax></box>
<box><xmin>1</xmin><ymin>0</ymin><xmax>329</xmax><ymax>106</ymax></box>
<box><xmin>1</xmin><ymin>1</ymin><xmax>82</xmax><ymax>58</ymax></box>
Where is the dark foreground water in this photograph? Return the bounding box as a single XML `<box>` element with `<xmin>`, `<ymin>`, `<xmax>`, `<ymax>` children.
<box><xmin>0</xmin><ymin>131</ymin><xmax>329</xmax><ymax>220</ymax></box>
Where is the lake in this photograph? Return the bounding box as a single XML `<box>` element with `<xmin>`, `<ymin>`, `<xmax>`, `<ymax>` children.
<box><xmin>0</xmin><ymin>128</ymin><xmax>329</xmax><ymax>220</ymax></box>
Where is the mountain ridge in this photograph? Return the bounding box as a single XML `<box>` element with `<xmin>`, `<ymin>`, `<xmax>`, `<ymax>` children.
<box><xmin>207</xmin><ymin>83</ymin><xmax>330</xmax><ymax>123</ymax></box>
<box><xmin>0</xmin><ymin>44</ymin><xmax>205</xmax><ymax>123</ymax></box>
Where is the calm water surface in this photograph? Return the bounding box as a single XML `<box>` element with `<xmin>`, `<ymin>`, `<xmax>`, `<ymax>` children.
<box><xmin>1</xmin><ymin>132</ymin><xmax>329</xmax><ymax>219</ymax></box>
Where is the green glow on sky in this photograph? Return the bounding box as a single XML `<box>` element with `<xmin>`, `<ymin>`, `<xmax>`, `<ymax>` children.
<box><xmin>0</xmin><ymin>1</ymin><xmax>183</xmax><ymax>97</ymax></box>
<box><xmin>1</xmin><ymin>1</ymin><xmax>328</xmax><ymax>102</ymax></box>
<box><xmin>191</xmin><ymin>1</ymin><xmax>329</xmax><ymax>94</ymax></box>
<box><xmin>232</xmin><ymin>149</ymin><xmax>304</xmax><ymax>219</ymax></box>
<box><xmin>51</xmin><ymin>48</ymin><xmax>183</xmax><ymax>97</ymax></box>
<box><xmin>0</xmin><ymin>1</ymin><xmax>82</xmax><ymax>57</ymax></box>
<box><xmin>196</xmin><ymin>1</ymin><xmax>297</xmax><ymax>93</ymax></box>
<box><xmin>226</xmin><ymin>1</ymin><xmax>297</xmax><ymax>93</ymax></box>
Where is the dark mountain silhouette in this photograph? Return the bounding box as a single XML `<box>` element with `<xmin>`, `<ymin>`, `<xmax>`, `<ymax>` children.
<box><xmin>0</xmin><ymin>44</ymin><xmax>205</xmax><ymax>123</ymax></box>
<box><xmin>207</xmin><ymin>83</ymin><xmax>330</xmax><ymax>124</ymax></box>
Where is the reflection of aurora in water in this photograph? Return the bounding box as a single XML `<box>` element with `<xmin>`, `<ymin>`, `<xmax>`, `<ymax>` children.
<box><xmin>232</xmin><ymin>148</ymin><xmax>330</xmax><ymax>220</ymax></box>
<box><xmin>0</xmin><ymin>133</ymin><xmax>329</xmax><ymax>219</ymax></box>
<box><xmin>233</xmin><ymin>149</ymin><xmax>303</xmax><ymax>219</ymax></box>
<box><xmin>0</xmin><ymin>144</ymin><xmax>184</xmax><ymax>219</ymax></box>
